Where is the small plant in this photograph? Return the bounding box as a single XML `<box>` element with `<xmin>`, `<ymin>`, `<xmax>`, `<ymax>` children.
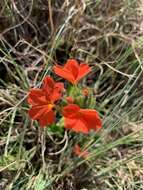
<box><xmin>27</xmin><ymin>59</ymin><xmax>102</xmax><ymax>156</ymax></box>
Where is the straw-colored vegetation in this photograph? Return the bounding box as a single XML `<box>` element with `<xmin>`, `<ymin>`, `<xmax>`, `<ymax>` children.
<box><xmin>0</xmin><ymin>0</ymin><xmax>143</xmax><ymax>189</ymax></box>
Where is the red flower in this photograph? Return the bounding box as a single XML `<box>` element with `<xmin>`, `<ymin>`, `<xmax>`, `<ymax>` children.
<box><xmin>28</xmin><ymin>76</ymin><xmax>64</xmax><ymax>127</ymax></box>
<box><xmin>63</xmin><ymin>104</ymin><xmax>102</xmax><ymax>134</ymax></box>
<box><xmin>53</xmin><ymin>59</ymin><xmax>91</xmax><ymax>85</ymax></box>
<box><xmin>82</xmin><ymin>88</ymin><xmax>89</xmax><ymax>97</ymax></box>
<box><xmin>66</xmin><ymin>96</ymin><xmax>74</xmax><ymax>104</ymax></box>
<box><xmin>73</xmin><ymin>144</ymin><xmax>89</xmax><ymax>158</ymax></box>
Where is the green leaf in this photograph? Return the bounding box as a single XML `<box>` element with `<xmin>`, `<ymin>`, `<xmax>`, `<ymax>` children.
<box><xmin>48</xmin><ymin>124</ymin><xmax>64</xmax><ymax>136</ymax></box>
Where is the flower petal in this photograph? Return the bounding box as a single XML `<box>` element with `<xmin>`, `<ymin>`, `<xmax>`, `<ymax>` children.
<box><xmin>76</xmin><ymin>63</ymin><xmax>91</xmax><ymax>83</ymax></box>
<box><xmin>28</xmin><ymin>105</ymin><xmax>47</xmax><ymax>120</ymax></box>
<box><xmin>73</xmin><ymin>144</ymin><xmax>81</xmax><ymax>155</ymax></box>
<box><xmin>72</xmin><ymin>119</ymin><xmax>89</xmax><ymax>133</ymax></box>
<box><xmin>42</xmin><ymin>76</ymin><xmax>54</xmax><ymax>96</ymax></box>
<box><xmin>54</xmin><ymin>59</ymin><xmax>91</xmax><ymax>84</ymax></box>
<box><xmin>64</xmin><ymin>59</ymin><xmax>79</xmax><ymax>79</ymax></box>
<box><xmin>80</xmin><ymin>109</ymin><xmax>102</xmax><ymax>130</ymax></box>
<box><xmin>28</xmin><ymin>89</ymin><xmax>47</xmax><ymax>105</ymax></box>
<box><xmin>73</xmin><ymin>145</ymin><xmax>89</xmax><ymax>158</ymax></box>
<box><xmin>64</xmin><ymin>117</ymin><xmax>88</xmax><ymax>133</ymax></box>
<box><xmin>51</xmin><ymin>82</ymin><xmax>64</xmax><ymax>102</ymax></box>
<box><xmin>53</xmin><ymin>65</ymin><xmax>75</xmax><ymax>84</ymax></box>
<box><xmin>39</xmin><ymin>109</ymin><xmax>55</xmax><ymax>127</ymax></box>
<box><xmin>29</xmin><ymin>105</ymin><xmax>55</xmax><ymax>127</ymax></box>
<box><xmin>63</xmin><ymin>104</ymin><xmax>80</xmax><ymax>118</ymax></box>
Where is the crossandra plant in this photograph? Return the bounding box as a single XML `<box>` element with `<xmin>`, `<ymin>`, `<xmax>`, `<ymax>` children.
<box><xmin>27</xmin><ymin>59</ymin><xmax>102</xmax><ymax>156</ymax></box>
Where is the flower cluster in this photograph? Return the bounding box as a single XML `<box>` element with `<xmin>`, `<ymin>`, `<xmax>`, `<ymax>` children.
<box><xmin>28</xmin><ymin>59</ymin><xmax>102</xmax><ymax>134</ymax></box>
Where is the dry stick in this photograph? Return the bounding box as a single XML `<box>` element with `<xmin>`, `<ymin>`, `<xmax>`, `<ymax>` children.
<box><xmin>1</xmin><ymin>0</ymin><xmax>34</xmax><ymax>36</ymax></box>
<box><xmin>40</xmin><ymin>5</ymin><xmax>78</xmax><ymax>79</ymax></box>
<box><xmin>48</xmin><ymin>131</ymin><xmax>68</xmax><ymax>155</ymax></box>
<box><xmin>78</xmin><ymin>49</ymin><xmax>134</xmax><ymax>78</ymax></box>
<box><xmin>48</xmin><ymin>0</ymin><xmax>54</xmax><ymax>35</ymax></box>
<box><xmin>4</xmin><ymin>109</ymin><xmax>17</xmax><ymax>156</ymax></box>
<box><xmin>41</xmin><ymin>128</ymin><xmax>46</xmax><ymax>171</ymax></box>
<box><xmin>47</xmin><ymin>130</ymin><xmax>67</xmax><ymax>145</ymax></box>
<box><xmin>16</xmin><ymin>39</ymin><xmax>54</xmax><ymax>61</ymax></box>
<box><xmin>101</xmin><ymin>61</ymin><xmax>135</xmax><ymax>79</ymax></box>
<box><xmin>132</xmin><ymin>43</ymin><xmax>143</xmax><ymax>71</ymax></box>
<box><xmin>61</xmin><ymin>0</ymin><xmax>70</xmax><ymax>10</ymax></box>
<box><xmin>0</xmin><ymin>161</ymin><xmax>17</xmax><ymax>172</ymax></box>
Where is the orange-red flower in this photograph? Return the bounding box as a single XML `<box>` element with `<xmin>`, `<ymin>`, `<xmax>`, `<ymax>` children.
<box><xmin>73</xmin><ymin>144</ymin><xmax>89</xmax><ymax>158</ymax></box>
<box><xmin>82</xmin><ymin>88</ymin><xmax>89</xmax><ymax>96</ymax></box>
<box><xmin>66</xmin><ymin>96</ymin><xmax>74</xmax><ymax>104</ymax></box>
<box><xmin>53</xmin><ymin>59</ymin><xmax>91</xmax><ymax>85</ymax></box>
<box><xmin>28</xmin><ymin>76</ymin><xmax>64</xmax><ymax>127</ymax></box>
<box><xmin>63</xmin><ymin>104</ymin><xmax>102</xmax><ymax>134</ymax></box>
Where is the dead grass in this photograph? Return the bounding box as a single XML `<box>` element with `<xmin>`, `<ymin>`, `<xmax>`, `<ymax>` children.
<box><xmin>0</xmin><ymin>0</ymin><xmax>143</xmax><ymax>189</ymax></box>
